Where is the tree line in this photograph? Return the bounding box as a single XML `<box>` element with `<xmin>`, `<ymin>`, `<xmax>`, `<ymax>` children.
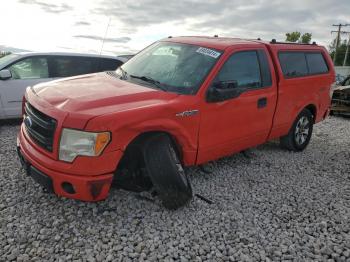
<box><xmin>0</xmin><ymin>51</ymin><xmax>11</xmax><ymax>58</ymax></box>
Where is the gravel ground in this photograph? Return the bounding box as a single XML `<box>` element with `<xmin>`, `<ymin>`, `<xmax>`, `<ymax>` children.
<box><xmin>0</xmin><ymin>117</ymin><xmax>349</xmax><ymax>262</ymax></box>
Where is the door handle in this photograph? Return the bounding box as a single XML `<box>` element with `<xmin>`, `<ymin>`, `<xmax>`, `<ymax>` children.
<box><xmin>257</xmin><ymin>97</ymin><xmax>267</xmax><ymax>108</ymax></box>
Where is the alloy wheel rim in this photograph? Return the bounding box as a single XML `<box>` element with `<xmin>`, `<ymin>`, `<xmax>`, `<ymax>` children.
<box><xmin>294</xmin><ymin>116</ymin><xmax>310</xmax><ymax>146</ymax></box>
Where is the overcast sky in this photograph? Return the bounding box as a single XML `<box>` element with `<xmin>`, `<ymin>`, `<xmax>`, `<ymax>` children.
<box><xmin>0</xmin><ymin>0</ymin><xmax>349</xmax><ymax>55</ymax></box>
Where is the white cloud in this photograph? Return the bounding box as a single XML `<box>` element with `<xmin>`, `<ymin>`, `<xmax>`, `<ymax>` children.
<box><xmin>0</xmin><ymin>0</ymin><xmax>349</xmax><ymax>55</ymax></box>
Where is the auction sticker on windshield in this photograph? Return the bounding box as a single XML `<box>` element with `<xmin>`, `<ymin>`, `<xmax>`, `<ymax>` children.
<box><xmin>196</xmin><ymin>47</ymin><xmax>221</xmax><ymax>59</ymax></box>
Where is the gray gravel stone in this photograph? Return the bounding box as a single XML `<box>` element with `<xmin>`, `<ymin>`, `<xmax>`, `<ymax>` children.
<box><xmin>1</xmin><ymin>116</ymin><xmax>350</xmax><ymax>261</ymax></box>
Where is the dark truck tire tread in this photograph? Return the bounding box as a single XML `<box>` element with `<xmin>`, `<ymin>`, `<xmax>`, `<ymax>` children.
<box><xmin>143</xmin><ymin>134</ymin><xmax>192</xmax><ymax>210</ymax></box>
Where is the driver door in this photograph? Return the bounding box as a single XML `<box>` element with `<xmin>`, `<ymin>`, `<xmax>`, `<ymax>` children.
<box><xmin>0</xmin><ymin>56</ymin><xmax>52</xmax><ymax>118</ymax></box>
<box><xmin>197</xmin><ymin>48</ymin><xmax>277</xmax><ymax>164</ymax></box>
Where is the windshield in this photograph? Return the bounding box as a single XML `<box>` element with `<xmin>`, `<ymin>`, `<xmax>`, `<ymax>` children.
<box><xmin>0</xmin><ymin>54</ymin><xmax>18</xmax><ymax>69</ymax></box>
<box><xmin>117</xmin><ymin>42</ymin><xmax>222</xmax><ymax>94</ymax></box>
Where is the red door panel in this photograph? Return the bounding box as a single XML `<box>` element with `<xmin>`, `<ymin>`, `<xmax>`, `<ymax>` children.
<box><xmin>197</xmin><ymin>47</ymin><xmax>277</xmax><ymax>164</ymax></box>
<box><xmin>198</xmin><ymin>87</ymin><xmax>276</xmax><ymax>164</ymax></box>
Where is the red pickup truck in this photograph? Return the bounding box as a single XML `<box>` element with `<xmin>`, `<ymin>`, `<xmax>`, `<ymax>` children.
<box><xmin>17</xmin><ymin>36</ymin><xmax>335</xmax><ymax>209</ymax></box>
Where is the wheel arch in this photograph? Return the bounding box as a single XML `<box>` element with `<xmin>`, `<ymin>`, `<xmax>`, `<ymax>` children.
<box><xmin>112</xmin><ymin>120</ymin><xmax>198</xmax><ymax>166</ymax></box>
<box><xmin>126</xmin><ymin>131</ymin><xmax>183</xmax><ymax>157</ymax></box>
<box><xmin>280</xmin><ymin>104</ymin><xmax>315</xmax><ymax>152</ymax></box>
<box><xmin>116</xmin><ymin>130</ymin><xmax>186</xmax><ymax>171</ymax></box>
<box><xmin>268</xmin><ymin>102</ymin><xmax>319</xmax><ymax>141</ymax></box>
<box><xmin>304</xmin><ymin>104</ymin><xmax>317</xmax><ymax>122</ymax></box>
<box><xmin>286</xmin><ymin>103</ymin><xmax>318</xmax><ymax>134</ymax></box>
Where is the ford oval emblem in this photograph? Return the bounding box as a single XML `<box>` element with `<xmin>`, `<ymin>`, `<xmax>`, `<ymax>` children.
<box><xmin>24</xmin><ymin>116</ymin><xmax>33</xmax><ymax>128</ymax></box>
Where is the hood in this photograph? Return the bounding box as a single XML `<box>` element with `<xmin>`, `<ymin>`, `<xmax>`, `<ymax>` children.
<box><xmin>31</xmin><ymin>72</ymin><xmax>179</xmax><ymax>119</ymax></box>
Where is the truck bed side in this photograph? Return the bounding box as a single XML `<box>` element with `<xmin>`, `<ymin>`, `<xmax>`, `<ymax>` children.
<box><xmin>264</xmin><ymin>44</ymin><xmax>335</xmax><ymax>140</ymax></box>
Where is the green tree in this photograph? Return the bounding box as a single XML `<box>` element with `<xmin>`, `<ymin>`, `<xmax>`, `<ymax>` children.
<box><xmin>0</xmin><ymin>51</ymin><xmax>11</xmax><ymax>58</ymax></box>
<box><xmin>285</xmin><ymin>32</ymin><xmax>313</xmax><ymax>43</ymax></box>
<box><xmin>286</xmin><ymin>31</ymin><xmax>301</xmax><ymax>42</ymax></box>
<box><xmin>300</xmin><ymin>33</ymin><xmax>312</xmax><ymax>44</ymax></box>
<box><xmin>329</xmin><ymin>38</ymin><xmax>350</xmax><ymax>66</ymax></box>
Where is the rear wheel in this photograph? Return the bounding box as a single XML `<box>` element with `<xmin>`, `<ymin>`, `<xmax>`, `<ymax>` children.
<box><xmin>280</xmin><ymin>109</ymin><xmax>314</xmax><ymax>152</ymax></box>
<box><xmin>143</xmin><ymin>134</ymin><xmax>192</xmax><ymax>210</ymax></box>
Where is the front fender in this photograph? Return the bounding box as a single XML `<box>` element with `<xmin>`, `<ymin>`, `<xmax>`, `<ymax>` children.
<box><xmin>85</xmin><ymin>106</ymin><xmax>200</xmax><ymax>166</ymax></box>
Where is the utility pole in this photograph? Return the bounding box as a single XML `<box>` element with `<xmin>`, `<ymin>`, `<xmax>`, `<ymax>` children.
<box><xmin>343</xmin><ymin>34</ymin><xmax>350</xmax><ymax>66</ymax></box>
<box><xmin>331</xmin><ymin>23</ymin><xmax>350</xmax><ymax>64</ymax></box>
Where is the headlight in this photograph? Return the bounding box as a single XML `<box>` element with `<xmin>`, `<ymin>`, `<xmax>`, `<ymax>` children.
<box><xmin>59</xmin><ymin>128</ymin><xmax>111</xmax><ymax>162</ymax></box>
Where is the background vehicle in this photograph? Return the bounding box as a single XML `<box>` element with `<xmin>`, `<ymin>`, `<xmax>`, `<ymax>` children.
<box><xmin>17</xmin><ymin>37</ymin><xmax>335</xmax><ymax>209</ymax></box>
<box><xmin>335</xmin><ymin>73</ymin><xmax>346</xmax><ymax>85</ymax></box>
<box><xmin>0</xmin><ymin>52</ymin><xmax>124</xmax><ymax>119</ymax></box>
<box><xmin>332</xmin><ymin>75</ymin><xmax>350</xmax><ymax>116</ymax></box>
<box><xmin>117</xmin><ymin>54</ymin><xmax>134</xmax><ymax>62</ymax></box>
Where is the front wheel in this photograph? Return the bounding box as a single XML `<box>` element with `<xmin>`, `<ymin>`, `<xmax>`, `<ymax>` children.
<box><xmin>143</xmin><ymin>134</ymin><xmax>192</xmax><ymax>210</ymax></box>
<box><xmin>280</xmin><ymin>109</ymin><xmax>314</xmax><ymax>152</ymax></box>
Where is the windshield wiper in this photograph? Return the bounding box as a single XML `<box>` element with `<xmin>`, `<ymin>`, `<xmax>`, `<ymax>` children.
<box><xmin>130</xmin><ymin>75</ymin><xmax>166</xmax><ymax>91</ymax></box>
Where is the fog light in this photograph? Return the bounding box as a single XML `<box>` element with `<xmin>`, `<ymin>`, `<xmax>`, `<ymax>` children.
<box><xmin>62</xmin><ymin>182</ymin><xmax>75</xmax><ymax>194</ymax></box>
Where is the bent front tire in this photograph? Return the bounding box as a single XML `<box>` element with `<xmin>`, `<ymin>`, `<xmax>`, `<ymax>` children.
<box><xmin>280</xmin><ymin>109</ymin><xmax>314</xmax><ymax>152</ymax></box>
<box><xmin>143</xmin><ymin>134</ymin><xmax>192</xmax><ymax>210</ymax></box>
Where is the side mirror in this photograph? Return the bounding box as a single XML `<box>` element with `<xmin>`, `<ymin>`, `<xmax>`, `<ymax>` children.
<box><xmin>0</xmin><ymin>69</ymin><xmax>12</xmax><ymax>80</ymax></box>
<box><xmin>207</xmin><ymin>80</ymin><xmax>245</xmax><ymax>102</ymax></box>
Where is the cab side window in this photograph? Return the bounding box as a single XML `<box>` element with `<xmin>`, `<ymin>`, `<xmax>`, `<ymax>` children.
<box><xmin>215</xmin><ymin>51</ymin><xmax>262</xmax><ymax>88</ymax></box>
<box><xmin>8</xmin><ymin>57</ymin><xmax>48</xmax><ymax>79</ymax></box>
<box><xmin>278</xmin><ymin>52</ymin><xmax>308</xmax><ymax>78</ymax></box>
<box><xmin>305</xmin><ymin>53</ymin><xmax>328</xmax><ymax>75</ymax></box>
<box><xmin>278</xmin><ymin>51</ymin><xmax>329</xmax><ymax>78</ymax></box>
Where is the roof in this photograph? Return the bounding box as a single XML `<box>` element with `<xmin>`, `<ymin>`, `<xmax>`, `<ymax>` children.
<box><xmin>0</xmin><ymin>52</ymin><xmax>125</xmax><ymax>70</ymax></box>
<box><xmin>13</xmin><ymin>52</ymin><xmax>121</xmax><ymax>60</ymax></box>
<box><xmin>162</xmin><ymin>36</ymin><xmax>265</xmax><ymax>50</ymax></box>
<box><xmin>161</xmin><ymin>36</ymin><xmax>324</xmax><ymax>51</ymax></box>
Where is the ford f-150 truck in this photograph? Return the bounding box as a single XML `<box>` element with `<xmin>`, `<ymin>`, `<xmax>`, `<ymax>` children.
<box><xmin>17</xmin><ymin>36</ymin><xmax>335</xmax><ymax>209</ymax></box>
